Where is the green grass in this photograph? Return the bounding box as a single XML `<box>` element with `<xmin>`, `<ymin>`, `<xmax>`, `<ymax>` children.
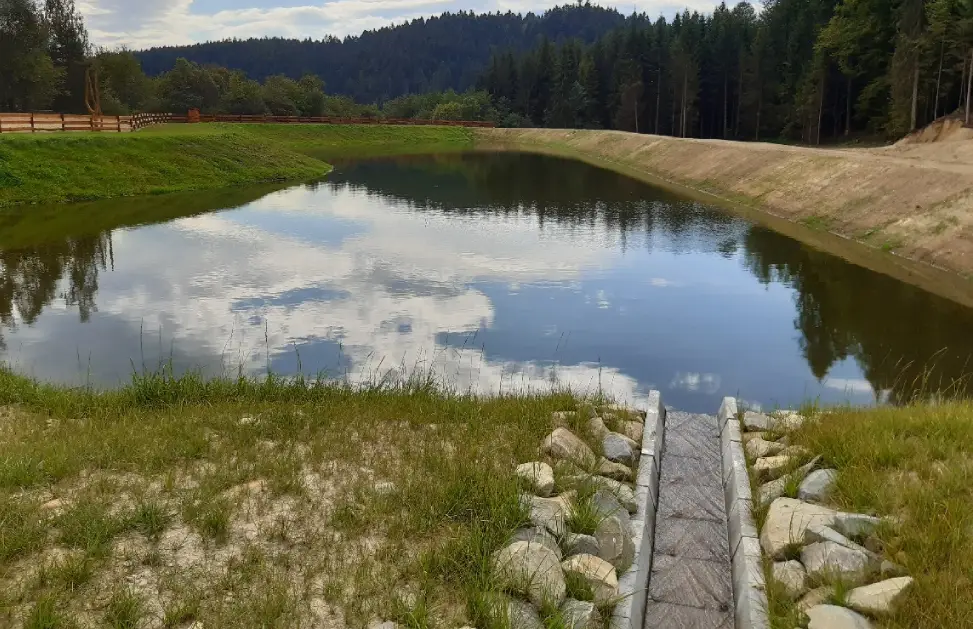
<box><xmin>770</xmin><ymin>403</ymin><xmax>973</xmax><ymax>629</ymax></box>
<box><xmin>0</xmin><ymin>124</ymin><xmax>474</xmax><ymax>208</ymax></box>
<box><xmin>0</xmin><ymin>366</ymin><xmax>590</xmax><ymax>627</ymax></box>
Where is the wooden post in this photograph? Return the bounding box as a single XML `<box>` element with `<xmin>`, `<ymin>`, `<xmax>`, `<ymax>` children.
<box><xmin>61</xmin><ymin>113</ymin><xmax>65</xmax><ymax>131</ymax></box>
<box><xmin>30</xmin><ymin>113</ymin><xmax>35</xmax><ymax>133</ymax></box>
<box><xmin>117</xmin><ymin>116</ymin><xmax>121</xmax><ymax>132</ymax></box>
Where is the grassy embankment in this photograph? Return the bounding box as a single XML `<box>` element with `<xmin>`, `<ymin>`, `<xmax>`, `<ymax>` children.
<box><xmin>760</xmin><ymin>403</ymin><xmax>973</xmax><ymax>629</ymax></box>
<box><xmin>0</xmin><ymin>367</ymin><xmax>638</xmax><ymax>629</ymax></box>
<box><xmin>0</xmin><ymin>124</ymin><xmax>475</xmax><ymax>208</ymax></box>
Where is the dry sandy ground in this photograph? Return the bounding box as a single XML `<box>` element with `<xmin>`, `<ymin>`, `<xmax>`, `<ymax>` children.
<box><xmin>478</xmin><ymin>126</ymin><xmax>973</xmax><ymax>292</ymax></box>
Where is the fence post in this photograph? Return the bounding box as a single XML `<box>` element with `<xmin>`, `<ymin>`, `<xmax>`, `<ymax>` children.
<box><xmin>117</xmin><ymin>116</ymin><xmax>121</xmax><ymax>132</ymax></box>
<box><xmin>30</xmin><ymin>113</ymin><xmax>35</xmax><ymax>133</ymax></box>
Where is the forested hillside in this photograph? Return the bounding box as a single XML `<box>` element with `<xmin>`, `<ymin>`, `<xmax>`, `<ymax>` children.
<box><xmin>481</xmin><ymin>0</ymin><xmax>973</xmax><ymax>141</ymax></box>
<box><xmin>5</xmin><ymin>0</ymin><xmax>973</xmax><ymax>143</ymax></box>
<box><xmin>134</xmin><ymin>6</ymin><xmax>628</xmax><ymax>103</ymax></box>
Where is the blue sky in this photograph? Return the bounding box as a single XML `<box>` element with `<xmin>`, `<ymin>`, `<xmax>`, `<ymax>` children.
<box><xmin>76</xmin><ymin>0</ymin><xmax>717</xmax><ymax>49</ymax></box>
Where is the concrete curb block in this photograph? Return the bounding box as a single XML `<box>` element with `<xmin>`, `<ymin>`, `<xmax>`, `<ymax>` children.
<box><xmin>719</xmin><ymin>397</ymin><xmax>770</xmax><ymax>629</ymax></box>
<box><xmin>612</xmin><ymin>390</ymin><xmax>666</xmax><ymax>629</ymax></box>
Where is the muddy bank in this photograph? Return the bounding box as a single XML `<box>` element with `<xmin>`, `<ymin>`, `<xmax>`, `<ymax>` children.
<box><xmin>476</xmin><ymin>128</ymin><xmax>973</xmax><ymax>305</ymax></box>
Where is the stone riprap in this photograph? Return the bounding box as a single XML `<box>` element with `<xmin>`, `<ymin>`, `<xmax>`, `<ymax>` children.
<box><xmin>481</xmin><ymin>396</ymin><xmax>664</xmax><ymax>629</ymax></box>
<box><xmin>720</xmin><ymin>399</ymin><xmax>914</xmax><ymax>628</ymax></box>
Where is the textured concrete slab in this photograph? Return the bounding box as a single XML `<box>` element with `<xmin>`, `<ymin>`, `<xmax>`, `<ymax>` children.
<box><xmin>654</xmin><ymin>516</ymin><xmax>729</xmax><ymax>562</ymax></box>
<box><xmin>644</xmin><ymin>602</ymin><xmax>734</xmax><ymax>628</ymax></box>
<box><xmin>645</xmin><ymin>411</ymin><xmax>733</xmax><ymax>629</ymax></box>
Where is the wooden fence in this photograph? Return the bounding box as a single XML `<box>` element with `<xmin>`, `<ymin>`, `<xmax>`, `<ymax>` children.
<box><xmin>0</xmin><ymin>111</ymin><xmax>494</xmax><ymax>134</ymax></box>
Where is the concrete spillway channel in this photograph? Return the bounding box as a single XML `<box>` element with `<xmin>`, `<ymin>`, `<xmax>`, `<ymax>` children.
<box><xmin>615</xmin><ymin>393</ymin><xmax>765</xmax><ymax>629</ymax></box>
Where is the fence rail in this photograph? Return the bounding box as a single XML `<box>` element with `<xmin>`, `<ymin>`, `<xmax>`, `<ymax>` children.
<box><xmin>0</xmin><ymin>111</ymin><xmax>494</xmax><ymax>134</ymax></box>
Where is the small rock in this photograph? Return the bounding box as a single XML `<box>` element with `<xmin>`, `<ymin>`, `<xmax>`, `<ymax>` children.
<box><xmin>758</xmin><ymin>477</ymin><xmax>789</xmax><ymax>504</ymax></box>
<box><xmin>803</xmin><ymin>524</ymin><xmax>876</xmax><ymax>560</ymax></box>
<box><xmin>564</xmin><ymin>475</ymin><xmax>636</xmax><ymax>514</ymax></box>
<box><xmin>594</xmin><ymin>509</ymin><xmax>634</xmax><ymax>572</ymax></box>
<box><xmin>772</xmin><ymin>560</ymin><xmax>808</xmax><ymax>600</ymax></box>
<box><xmin>552</xmin><ymin>411</ymin><xmax>578</xmax><ymax>426</ymax></box>
<box><xmin>517</xmin><ymin>462</ymin><xmax>556</xmax><ymax>497</ymax></box>
<box><xmin>596</xmin><ymin>458</ymin><xmax>633</xmax><ymax>481</ymax></box>
<box><xmin>523</xmin><ymin>493</ymin><xmax>574</xmax><ymax>536</ymax></box>
<box><xmin>368</xmin><ymin>622</ymin><xmax>401</xmax><ymax>629</ymax></box>
<box><xmin>561</xmin><ymin>554</ymin><xmax>618</xmax><ymax>603</ymax></box>
<box><xmin>591</xmin><ymin>489</ymin><xmax>626</xmax><ymax>519</ymax></box>
<box><xmin>746</xmin><ymin>437</ymin><xmax>785</xmax><ymax>459</ymax></box>
<box><xmin>754</xmin><ymin>455</ymin><xmax>792</xmax><ymax>481</ymax></box>
<box><xmin>492</xmin><ymin>541</ymin><xmax>566</xmax><ymax>608</ymax></box>
<box><xmin>602</xmin><ymin>432</ymin><xmax>637</xmax><ymax>467</ymax></box>
<box><xmin>833</xmin><ymin>512</ymin><xmax>883</xmax><ymax>538</ymax></box>
<box><xmin>880</xmin><ymin>559</ymin><xmax>908</xmax><ymax>578</ymax></box>
<box><xmin>588</xmin><ymin>417</ymin><xmax>610</xmax><ymax>441</ymax></box>
<box><xmin>505</xmin><ymin>597</ymin><xmax>544</xmax><ymax>629</ymax></box>
<box><xmin>239</xmin><ymin>415</ymin><xmax>258</xmax><ymax>425</ymax></box>
<box><xmin>542</xmin><ymin>428</ymin><xmax>597</xmax><ymax>466</ymax></box>
<box><xmin>564</xmin><ymin>533</ymin><xmax>600</xmax><ymax>557</ymax></box>
<box><xmin>806</xmin><ymin>605</ymin><xmax>874</xmax><ymax>629</ymax></box>
<box><xmin>559</xmin><ymin>599</ymin><xmax>601</xmax><ymax>629</ymax></box>
<box><xmin>743</xmin><ymin>411</ymin><xmax>773</xmax><ymax>431</ymax></box>
<box><xmin>761</xmin><ymin>498</ymin><xmax>837</xmax><ymax>559</ymax></box>
<box><xmin>618</xmin><ymin>420</ymin><xmax>643</xmax><ymax>444</ymax></box>
<box><xmin>801</xmin><ymin>541</ymin><xmax>872</xmax><ymax>584</ymax></box>
<box><xmin>797</xmin><ymin>586</ymin><xmax>834</xmax><ymax>613</ymax></box>
<box><xmin>847</xmin><ymin>577</ymin><xmax>913</xmax><ymax>616</ymax></box>
<box><xmin>742</xmin><ymin>431</ymin><xmax>768</xmax><ymax>443</ymax></box>
<box><xmin>509</xmin><ymin>527</ymin><xmax>563</xmax><ymax>560</ymax></box>
<box><xmin>40</xmin><ymin>498</ymin><xmax>64</xmax><ymax>512</ymax></box>
<box><xmin>799</xmin><ymin>469</ymin><xmax>837</xmax><ymax>503</ymax></box>
<box><xmin>771</xmin><ymin>409</ymin><xmax>805</xmax><ymax>431</ymax></box>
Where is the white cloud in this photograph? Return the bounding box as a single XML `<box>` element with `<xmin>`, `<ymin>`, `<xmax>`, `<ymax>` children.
<box><xmin>669</xmin><ymin>371</ymin><xmax>721</xmax><ymax>394</ymax></box>
<box><xmin>78</xmin><ymin>0</ymin><xmax>725</xmax><ymax>49</ymax></box>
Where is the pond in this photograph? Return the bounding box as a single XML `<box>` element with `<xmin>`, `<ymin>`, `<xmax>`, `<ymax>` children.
<box><xmin>2</xmin><ymin>152</ymin><xmax>973</xmax><ymax>413</ymax></box>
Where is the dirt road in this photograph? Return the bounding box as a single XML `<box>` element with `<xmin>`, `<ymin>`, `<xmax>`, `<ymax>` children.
<box><xmin>477</xmin><ymin>128</ymin><xmax>973</xmax><ymax>296</ymax></box>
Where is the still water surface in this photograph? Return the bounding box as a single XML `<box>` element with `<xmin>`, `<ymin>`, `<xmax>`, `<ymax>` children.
<box><xmin>3</xmin><ymin>152</ymin><xmax>973</xmax><ymax>412</ymax></box>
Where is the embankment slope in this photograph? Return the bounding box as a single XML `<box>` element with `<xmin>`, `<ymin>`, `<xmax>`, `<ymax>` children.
<box><xmin>0</xmin><ymin>124</ymin><xmax>474</xmax><ymax>208</ymax></box>
<box><xmin>478</xmin><ymin>128</ymin><xmax>973</xmax><ymax>282</ymax></box>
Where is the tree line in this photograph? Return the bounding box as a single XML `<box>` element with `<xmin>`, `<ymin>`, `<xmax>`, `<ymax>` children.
<box><xmin>480</xmin><ymin>0</ymin><xmax>973</xmax><ymax>141</ymax></box>
<box><xmin>0</xmin><ymin>0</ymin><xmax>499</xmax><ymax>120</ymax></box>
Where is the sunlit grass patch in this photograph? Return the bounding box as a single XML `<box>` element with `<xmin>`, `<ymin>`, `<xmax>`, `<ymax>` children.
<box><xmin>786</xmin><ymin>402</ymin><xmax>973</xmax><ymax>629</ymax></box>
<box><xmin>0</xmin><ymin>367</ymin><xmax>586</xmax><ymax>627</ymax></box>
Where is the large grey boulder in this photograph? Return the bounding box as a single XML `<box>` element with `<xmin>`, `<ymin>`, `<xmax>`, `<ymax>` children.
<box><xmin>523</xmin><ymin>493</ymin><xmax>575</xmax><ymax>536</ymax></box>
<box><xmin>758</xmin><ymin>456</ymin><xmax>821</xmax><ymax>504</ymax></box>
<box><xmin>771</xmin><ymin>409</ymin><xmax>806</xmax><ymax>431</ymax></box>
<box><xmin>594</xmin><ymin>507</ymin><xmax>635</xmax><ymax>572</ymax></box>
<box><xmin>564</xmin><ymin>533</ymin><xmax>600</xmax><ymax>558</ymax></box>
<box><xmin>505</xmin><ymin>597</ymin><xmax>545</xmax><ymax>629</ymax></box>
<box><xmin>760</xmin><ymin>498</ymin><xmax>837</xmax><ymax>559</ymax></box>
<box><xmin>560</xmin><ymin>554</ymin><xmax>618</xmax><ymax>603</ymax></box>
<box><xmin>833</xmin><ymin>512</ymin><xmax>883</xmax><ymax>538</ymax></box>
<box><xmin>602</xmin><ymin>432</ymin><xmax>637</xmax><ymax>467</ymax></box>
<box><xmin>588</xmin><ymin>417</ymin><xmax>610</xmax><ymax>442</ymax></box>
<box><xmin>806</xmin><ymin>605</ymin><xmax>874</xmax><ymax>629</ymax></box>
<box><xmin>492</xmin><ymin>541</ymin><xmax>566</xmax><ymax>607</ymax></box>
<box><xmin>799</xmin><ymin>469</ymin><xmax>838</xmax><ymax>503</ymax></box>
<box><xmin>743</xmin><ymin>411</ymin><xmax>773</xmax><ymax>431</ymax></box>
<box><xmin>746</xmin><ymin>437</ymin><xmax>785</xmax><ymax>459</ymax></box>
<box><xmin>847</xmin><ymin>577</ymin><xmax>914</xmax><ymax>616</ymax></box>
<box><xmin>559</xmin><ymin>599</ymin><xmax>601</xmax><ymax>629</ymax></box>
<box><xmin>754</xmin><ymin>455</ymin><xmax>793</xmax><ymax>481</ymax></box>
<box><xmin>591</xmin><ymin>489</ymin><xmax>626</xmax><ymax>519</ymax></box>
<box><xmin>618</xmin><ymin>420</ymin><xmax>643</xmax><ymax>444</ymax></box>
<box><xmin>801</xmin><ymin>541</ymin><xmax>872</xmax><ymax>584</ymax></box>
<box><xmin>803</xmin><ymin>524</ymin><xmax>876</xmax><ymax>561</ymax></box>
<box><xmin>596</xmin><ymin>458</ymin><xmax>633</xmax><ymax>482</ymax></box>
<box><xmin>771</xmin><ymin>560</ymin><xmax>808</xmax><ymax>600</ymax></box>
<box><xmin>517</xmin><ymin>462</ymin><xmax>555</xmax><ymax>497</ymax></box>
<box><xmin>542</xmin><ymin>428</ymin><xmax>597</xmax><ymax>467</ymax></box>
<box><xmin>509</xmin><ymin>527</ymin><xmax>563</xmax><ymax>560</ymax></box>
